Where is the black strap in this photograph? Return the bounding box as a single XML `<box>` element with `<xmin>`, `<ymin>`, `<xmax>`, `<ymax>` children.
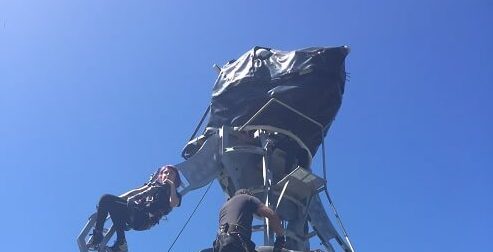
<box><xmin>219</xmin><ymin>223</ymin><xmax>249</xmax><ymax>237</ymax></box>
<box><xmin>217</xmin><ymin>223</ymin><xmax>253</xmax><ymax>252</ymax></box>
<box><xmin>215</xmin><ymin>233</ymin><xmax>251</xmax><ymax>252</ymax></box>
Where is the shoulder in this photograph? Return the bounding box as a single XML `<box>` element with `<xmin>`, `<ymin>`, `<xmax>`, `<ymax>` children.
<box><xmin>243</xmin><ymin>194</ymin><xmax>262</xmax><ymax>208</ymax></box>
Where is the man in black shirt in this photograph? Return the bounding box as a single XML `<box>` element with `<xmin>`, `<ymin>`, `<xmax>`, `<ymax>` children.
<box><xmin>213</xmin><ymin>189</ymin><xmax>286</xmax><ymax>252</ymax></box>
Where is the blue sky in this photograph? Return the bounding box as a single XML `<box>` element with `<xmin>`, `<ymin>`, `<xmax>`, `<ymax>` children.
<box><xmin>1</xmin><ymin>1</ymin><xmax>492</xmax><ymax>251</ymax></box>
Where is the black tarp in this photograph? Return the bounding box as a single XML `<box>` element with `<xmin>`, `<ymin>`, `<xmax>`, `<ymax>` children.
<box><xmin>206</xmin><ymin>46</ymin><xmax>349</xmax><ymax>156</ymax></box>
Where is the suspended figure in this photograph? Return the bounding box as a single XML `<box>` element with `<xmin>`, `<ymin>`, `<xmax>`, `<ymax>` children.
<box><xmin>85</xmin><ymin>165</ymin><xmax>182</xmax><ymax>252</ymax></box>
<box><xmin>78</xmin><ymin>46</ymin><xmax>354</xmax><ymax>252</ymax></box>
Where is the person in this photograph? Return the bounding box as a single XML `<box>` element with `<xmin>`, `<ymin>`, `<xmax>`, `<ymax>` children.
<box><xmin>88</xmin><ymin>165</ymin><xmax>182</xmax><ymax>252</ymax></box>
<box><xmin>213</xmin><ymin>189</ymin><xmax>286</xmax><ymax>252</ymax></box>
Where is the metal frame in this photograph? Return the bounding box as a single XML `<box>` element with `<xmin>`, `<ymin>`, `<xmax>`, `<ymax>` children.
<box><xmin>238</xmin><ymin>97</ymin><xmax>355</xmax><ymax>252</ymax></box>
<box><xmin>77</xmin><ymin>214</ymin><xmax>116</xmax><ymax>252</ymax></box>
<box><xmin>78</xmin><ymin>97</ymin><xmax>355</xmax><ymax>252</ymax></box>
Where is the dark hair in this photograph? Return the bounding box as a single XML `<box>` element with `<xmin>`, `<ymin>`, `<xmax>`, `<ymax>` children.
<box><xmin>234</xmin><ymin>188</ymin><xmax>253</xmax><ymax>196</ymax></box>
<box><xmin>164</xmin><ymin>165</ymin><xmax>182</xmax><ymax>187</ymax></box>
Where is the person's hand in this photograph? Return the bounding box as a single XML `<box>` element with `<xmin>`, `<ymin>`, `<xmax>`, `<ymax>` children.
<box><xmin>164</xmin><ymin>178</ymin><xmax>175</xmax><ymax>187</ymax></box>
<box><xmin>273</xmin><ymin>235</ymin><xmax>286</xmax><ymax>252</ymax></box>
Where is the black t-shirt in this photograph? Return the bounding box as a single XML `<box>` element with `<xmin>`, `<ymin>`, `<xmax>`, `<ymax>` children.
<box><xmin>219</xmin><ymin>194</ymin><xmax>262</xmax><ymax>239</ymax></box>
<box><xmin>129</xmin><ymin>182</ymin><xmax>182</xmax><ymax>230</ymax></box>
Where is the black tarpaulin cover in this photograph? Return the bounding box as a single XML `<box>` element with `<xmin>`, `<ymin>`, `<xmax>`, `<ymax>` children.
<box><xmin>207</xmin><ymin>46</ymin><xmax>349</xmax><ymax>155</ymax></box>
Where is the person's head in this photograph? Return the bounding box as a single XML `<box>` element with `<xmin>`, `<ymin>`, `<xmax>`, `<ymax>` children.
<box><xmin>160</xmin><ymin>165</ymin><xmax>182</xmax><ymax>186</ymax></box>
<box><xmin>234</xmin><ymin>188</ymin><xmax>253</xmax><ymax>196</ymax></box>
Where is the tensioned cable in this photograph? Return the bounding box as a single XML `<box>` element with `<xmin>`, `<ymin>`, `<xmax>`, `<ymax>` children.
<box><xmin>321</xmin><ymin>137</ymin><xmax>355</xmax><ymax>252</ymax></box>
<box><xmin>167</xmin><ymin>180</ymin><xmax>214</xmax><ymax>252</ymax></box>
<box><xmin>188</xmin><ymin>105</ymin><xmax>211</xmax><ymax>142</ymax></box>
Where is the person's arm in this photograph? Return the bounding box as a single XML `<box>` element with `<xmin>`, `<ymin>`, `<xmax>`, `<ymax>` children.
<box><xmin>120</xmin><ymin>184</ymin><xmax>150</xmax><ymax>200</ymax></box>
<box><xmin>125</xmin><ymin>184</ymin><xmax>160</xmax><ymax>202</ymax></box>
<box><xmin>256</xmin><ymin>204</ymin><xmax>284</xmax><ymax>236</ymax></box>
<box><xmin>165</xmin><ymin>179</ymin><xmax>181</xmax><ymax>208</ymax></box>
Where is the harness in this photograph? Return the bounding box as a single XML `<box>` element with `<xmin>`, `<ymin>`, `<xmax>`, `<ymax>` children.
<box><xmin>127</xmin><ymin>184</ymin><xmax>171</xmax><ymax>231</ymax></box>
<box><xmin>214</xmin><ymin>223</ymin><xmax>254</xmax><ymax>252</ymax></box>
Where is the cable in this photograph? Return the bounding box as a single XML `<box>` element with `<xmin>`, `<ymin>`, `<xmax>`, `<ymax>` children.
<box><xmin>167</xmin><ymin>180</ymin><xmax>214</xmax><ymax>252</ymax></box>
<box><xmin>323</xmin><ymin>189</ymin><xmax>355</xmax><ymax>252</ymax></box>
<box><xmin>321</xmin><ymin>137</ymin><xmax>355</xmax><ymax>252</ymax></box>
<box><xmin>188</xmin><ymin>105</ymin><xmax>211</xmax><ymax>142</ymax></box>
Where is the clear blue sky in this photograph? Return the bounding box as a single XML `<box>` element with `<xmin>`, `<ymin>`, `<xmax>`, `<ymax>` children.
<box><xmin>1</xmin><ymin>1</ymin><xmax>492</xmax><ymax>251</ymax></box>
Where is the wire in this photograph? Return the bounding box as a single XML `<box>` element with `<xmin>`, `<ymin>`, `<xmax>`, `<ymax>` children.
<box><xmin>321</xmin><ymin>137</ymin><xmax>355</xmax><ymax>252</ymax></box>
<box><xmin>188</xmin><ymin>105</ymin><xmax>211</xmax><ymax>142</ymax></box>
<box><xmin>167</xmin><ymin>180</ymin><xmax>214</xmax><ymax>252</ymax></box>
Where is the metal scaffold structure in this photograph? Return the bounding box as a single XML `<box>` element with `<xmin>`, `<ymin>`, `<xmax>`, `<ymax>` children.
<box><xmin>78</xmin><ymin>46</ymin><xmax>354</xmax><ymax>252</ymax></box>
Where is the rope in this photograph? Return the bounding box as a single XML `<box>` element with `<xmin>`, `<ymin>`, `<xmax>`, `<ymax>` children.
<box><xmin>167</xmin><ymin>180</ymin><xmax>214</xmax><ymax>252</ymax></box>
